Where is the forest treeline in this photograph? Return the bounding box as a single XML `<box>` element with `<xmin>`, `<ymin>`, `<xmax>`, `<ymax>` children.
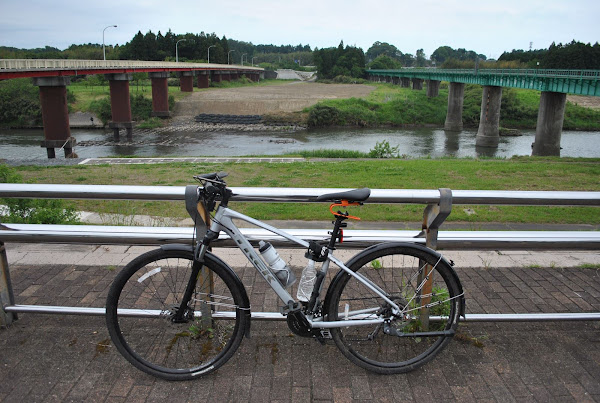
<box><xmin>1</xmin><ymin>29</ymin><xmax>598</xmax><ymax>78</ymax></box>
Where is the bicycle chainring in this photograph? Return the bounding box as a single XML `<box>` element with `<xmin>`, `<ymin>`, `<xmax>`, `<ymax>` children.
<box><xmin>287</xmin><ymin>310</ymin><xmax>317</xmax><ymax>338</ymax></box>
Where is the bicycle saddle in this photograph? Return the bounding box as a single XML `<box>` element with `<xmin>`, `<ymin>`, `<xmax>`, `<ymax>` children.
<box><xmin>316</xmin><ymin>188</ymin><xmax>371</xmax><ymax>203</ymax></box>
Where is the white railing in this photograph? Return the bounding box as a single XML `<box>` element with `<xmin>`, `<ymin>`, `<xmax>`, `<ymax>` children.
<box><xmin>0</xmin><ymin>183</ymin><xmax>599</xmax><ymax>325</ymax></box>
<box><xmin>0</xmin><ymin>59</ymin><xmax>263</xmax><ymax>71</ymax></box>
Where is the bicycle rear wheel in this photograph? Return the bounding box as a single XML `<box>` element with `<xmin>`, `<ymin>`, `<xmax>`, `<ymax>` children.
<box><xmin>326</xmin><ymin>243</ymin><xmax>463</xmax><ymax>374</ymax></box>
<box><xmin>106</xmin><ymin>248</ymin><xmax>247</xmax><ymax>380</ymax></box>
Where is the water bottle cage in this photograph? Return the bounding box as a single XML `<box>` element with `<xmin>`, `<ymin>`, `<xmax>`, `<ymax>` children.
<box><xmin>305</xmin><ymin>241</ymin><xmax>328</xmax><ymax>262</ymax></box>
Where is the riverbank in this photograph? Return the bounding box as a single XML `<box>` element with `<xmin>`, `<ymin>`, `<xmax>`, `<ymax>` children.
<box><xmin>302</xmin><ymin>83</ymin><xmax>600</xmax><ymax>130</ymax></box>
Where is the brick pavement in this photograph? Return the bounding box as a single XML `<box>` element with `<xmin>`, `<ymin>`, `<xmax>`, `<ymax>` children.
<box><xmin>1</xmin><ymin>249</ymin><xmax>600</xmax><ymax>402</ymax></box>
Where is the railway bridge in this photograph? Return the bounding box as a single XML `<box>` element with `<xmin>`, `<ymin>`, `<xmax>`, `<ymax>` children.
<box><xmin>367</xmin><ymin>68</ymin><xmax>600</xmax><ymax>156</ymax></box>
<box><xmin>0</xmin><ymin>60</ymin><xmax>263</xmax><ymax>158</ymax></box>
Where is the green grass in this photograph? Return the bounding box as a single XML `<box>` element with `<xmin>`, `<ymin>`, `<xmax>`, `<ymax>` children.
<box><xmin>6</xmin><ymin>158</ymin><xmax>600</xmax><ymax>225</ymax></box>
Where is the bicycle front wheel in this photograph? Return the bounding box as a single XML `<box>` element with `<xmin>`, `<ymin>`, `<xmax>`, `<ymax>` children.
<box><xmin>326</xmin><ymin>243</ymin><xmax>463</xmax><ymax>374</ymax></box>
<box><xmin>106</xmin><ymin>248</ymin><xmax>248</xmax><ymax>381</ymax></box>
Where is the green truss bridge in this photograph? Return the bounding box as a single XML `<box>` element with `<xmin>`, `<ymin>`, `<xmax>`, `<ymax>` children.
<box><xmin>367</xmin><ymin>69</ymin><xmax>600</xmax><ymax>97</ymax></box>
<box><xmin>366</xmin><ymin>69</ymin><xmax>600</xmax><ymax>155</ymax></box>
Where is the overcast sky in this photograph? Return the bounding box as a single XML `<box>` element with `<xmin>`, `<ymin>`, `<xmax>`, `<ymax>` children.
<box><xmin>1</xmin><ymin>0</ymin><xmax>598</xmax><ymax>59</ymax></box>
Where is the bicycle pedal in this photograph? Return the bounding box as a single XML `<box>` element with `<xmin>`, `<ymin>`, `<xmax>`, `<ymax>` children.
<box><xmin>319</xmin><ymin>329</ymin><xmax>332</xmax><ymax>340</ymax></box>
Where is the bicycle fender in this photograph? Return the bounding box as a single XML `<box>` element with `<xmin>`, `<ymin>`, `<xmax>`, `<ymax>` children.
<box><xmin>324</xmin><ymin>242</ymin><xmax>465</xmax><ymax>318</ymax></box>
<box><xmin>159</xmin><ymin>244</ymin><xmax>253</xmax><ymax>338</ymax></box>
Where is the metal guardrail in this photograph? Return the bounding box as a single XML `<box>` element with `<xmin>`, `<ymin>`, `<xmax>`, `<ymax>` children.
<box><xmin>1</xmin><ymin>184</ymin><xmax>599</xmax><ymax>326</ymax></box>
<box><xmin>369</xmin><ymin>68</ymin><xmax>600</xmax><ymax>79</ymax></box>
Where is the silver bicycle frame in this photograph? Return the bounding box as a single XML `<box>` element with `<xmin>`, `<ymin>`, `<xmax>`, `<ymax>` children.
<box><xmin>204</xmin><ymin>206</ymin><xmax>401</xmax><ymax>328</ymax></box>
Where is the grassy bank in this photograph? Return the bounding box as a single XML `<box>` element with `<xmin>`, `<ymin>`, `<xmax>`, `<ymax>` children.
<box><xmin>4</xmin><ymin>158</ymin><xmax>599</xmax><ymax>225</ymax></box>
<box><xmin>305</xmin><ymin>83</ymin><xmax>600</xmax><ymax>130</ymax></box>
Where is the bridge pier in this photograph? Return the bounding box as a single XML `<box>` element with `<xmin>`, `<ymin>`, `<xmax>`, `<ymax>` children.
<box><xmin>197</xmin><ymin>71</ymin><xmax>209</xmax><ymax>88</ymax></box>
<box><xmin>32</xmin><ymin>77</ymin><xmax>76</xmax><ymax>158</ymax></box>
<box><xmin>426</xmin><ymin>80</ymin><xmax>440</xmax><ymax>97</ymax></box>
<box><xmin>532</xmin><ymin>91</ymin><xmax>567</xmax><ymax>156</ymax></box>
<box><xmin>177</xmin><ymin>71</ymin><xmax>194</xmax><ymax>92</ymax></box>
<box><xmin>211</xmin><ymin>71</ymin><xmax>222</xmax><ymax>83</ymax></box>
<box><xmin>444</xmin><ymin>82</ymin><xmax>465</xmax><ymax>131</ymax></box>
<box><xmin>105</xmin><ymin>73</ymin><xmax>134</xmax><ymax>141</ymax></box>
<box><xmin>401</xmin><ymin>78</ymin><xmax>410</xmax><ymax>88</ymax></box>
<box><xmin>148</xmin><ymin>72</ymin><xmax>170</xmax><ymax>117</ymax></box>
<box><xmin>412</xmin><ymin>79</ymin><xmax>424</xmax><ymax>90</ymax></box>
<box><xmin>475</xmin><ymin>86</ymin><xmax>503</xmax><ymax>147</ymax></box>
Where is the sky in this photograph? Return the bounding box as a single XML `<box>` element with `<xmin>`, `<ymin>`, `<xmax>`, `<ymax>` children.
<box><xmin>1</xmin><ymin>0</ymin><xmax>598</xmax><ymax>59</ymax></box>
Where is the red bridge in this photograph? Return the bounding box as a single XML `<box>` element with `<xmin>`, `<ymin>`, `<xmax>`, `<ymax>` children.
<box><xmin>0</xmin><ymin>60</ymin><xmax>264</xmax><ymax>158</ymax></box>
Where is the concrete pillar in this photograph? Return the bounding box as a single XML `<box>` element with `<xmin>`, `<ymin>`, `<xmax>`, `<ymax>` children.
<box><xmin>148</xmin><ymin>72</ymin><xmax>170</xmax><ymax>117</ymax></box>
<box><xmin>177</xmin><ymin>71</ymin><xmax>194</xmax><ymax>92</ymax></box>
<box><xmin>426</xmin><ymin>80</ymin><xmax>441</xmax><ymax>97</ymax></box>
<box><xmin>197</xmin><ymin>71</ymin><xmax>209</xmax><ymax>88</ymax></box>
<box><xmin>105</xmin><ymin>73</ymin><xmax>133</xmax><ymax>141</ymax></box>
<box><xmin>532</xmin><ymin>91</ymin><xmax>567</xmax><ymax>156</ymax></box>
<box><xmin>211</xmin><ymin>71</ymin><xmax>222</xmax><ymax>83</ymax></box>
<box><xmin>444</xmin><ymin>82</ymin><xmax>465</xmax><ymax>131</ymax></box>
<box><xmin>401</xmin><ymin>77</ymin><xmax>410</xmax><ymax>88</ymax></box>
<box><xmin>32</xmin><ymin>76</ymin><xmax>76</xmax><ymax>158</ymax></box>
<box><xmin>412</xmin><ymin>79</ymin><xmax>424</xmax><ymax>90</ymax></box>
<box><xmin>475</xmin><ymin>86</ymin><xmax>503</xmax><ymax>147</ymax></box>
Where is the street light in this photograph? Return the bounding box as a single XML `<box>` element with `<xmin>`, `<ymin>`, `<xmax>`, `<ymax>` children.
<box><xmin>103</xmin><ymin>25</ymin><xmax>117</xmax><ymax>61</ymax></box>
<box><xmin>241</xmin><ymin>53</ymin><xmax>247</xmax><ymax>66</ymax></box>
<box><xmin>228</xmin><ymin>50</ymin><xmax>236</xmax><ymax>65</ymax></box>
<box><xmin>208</xmin><ymin>45</ymin><xmax>216</xmax><ymax>63</ymax></box>
<box><xmin>176</xmin><ymin>39</ymin><xmax>187</xmax><ymax>63</ymax></box>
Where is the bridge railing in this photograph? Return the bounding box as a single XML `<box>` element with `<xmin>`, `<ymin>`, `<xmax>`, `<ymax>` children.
<box><xmin>1</xmin><ymin>183</ymin><xmax>599</xmax><ymax>325</ymax></box>
<box><xmin>0</xmin><ymin>59</ymin><xmax>263</xmax><ymax>71</ymax></box>
<box><xmin>367</xmin><ymin>68</ymin><xmax>600</xmax><ymax>79</ymax></box>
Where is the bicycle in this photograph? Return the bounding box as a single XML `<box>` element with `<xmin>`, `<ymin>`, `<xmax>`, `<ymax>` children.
<box><xmin>106</xmin><ymin>172</ymin><xmax>465</xmax><ymax>380</ymax></box>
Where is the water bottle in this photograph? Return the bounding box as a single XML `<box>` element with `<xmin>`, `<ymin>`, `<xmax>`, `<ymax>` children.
<box><xmin>296</xmin><ymin>259</ymin><xmax>317</xmax><ymax>302</ymax></box>
<box><xmin>258</xmin><ymin>241</ymin><xmax>296</xmax><ymax>288</ymax></box>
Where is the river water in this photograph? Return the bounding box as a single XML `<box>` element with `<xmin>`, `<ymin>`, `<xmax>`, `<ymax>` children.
<box><xmin>1</xmin><ymin>127</ymin><xmax>600</xmax><ymax>160</ymax></box>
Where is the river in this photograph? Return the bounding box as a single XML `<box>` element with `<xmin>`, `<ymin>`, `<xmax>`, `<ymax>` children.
<box><xmin>1</xmin><ymin>127</ymin><xmax>600</xmax><ymax>160</ymax></box>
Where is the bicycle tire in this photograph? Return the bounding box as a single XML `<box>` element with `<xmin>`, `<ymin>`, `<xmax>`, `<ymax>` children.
<box><xmin>325</xmin><ymin>243</ymin><xmax>462</xmax><ymax>374</ymax></box>
<box><xmin>106</xmin><ymin>248</ymin><xmax>248</xmax><ymax>381</ymax></box>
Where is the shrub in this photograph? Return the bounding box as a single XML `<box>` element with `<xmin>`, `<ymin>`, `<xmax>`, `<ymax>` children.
<box><xmin>131</xmin><ymin>94</ymin><xmax>153</xmax><ymax>121</ymax></box>
<box><xmin>89</xmin><ymin>97</ymin><xmax>112</xmax><ymax>124</ymax></box>
<box><xmin>307</xmin><ymin>105</ymin><xmax>340</xmax><ymax>127</ymax></box>
<box><xmin>369</xmin><ymin>140</ymin><xmax>399</xmax><ymax>158</ymax></box>
<box><xmin>0</xmin><ymin>78</ymin><xmax>42</xmax><ymax>126</ymax></box>
<box><xmin>0</xmin><ymin>165</ymin><xmax>79</xmax><ymax>224</ymax></box>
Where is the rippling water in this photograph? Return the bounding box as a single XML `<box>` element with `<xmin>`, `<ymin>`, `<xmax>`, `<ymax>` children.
<box><xmin>1</xmin><ymin>127</ymin><xmax>599</xmax><ymax>160</ymax></box>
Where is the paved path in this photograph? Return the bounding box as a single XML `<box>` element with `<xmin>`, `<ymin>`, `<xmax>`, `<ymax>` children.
<box><xmin>1</xmin><ymin>244</ymin><xmax>600</xmax><ymax>402</ymax></box>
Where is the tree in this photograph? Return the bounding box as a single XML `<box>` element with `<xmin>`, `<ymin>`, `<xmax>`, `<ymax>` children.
<box><xmin>368</xmin><ymin>54</ymin><xmax>402</xmax><ymax>70</ymax></box>
<box><xmin>314</xmin><ymin>42</ymin><xmax>365</xmax><ymax>79</ymax></box>
<box><xmin>416</xmin><ymin>49</ymin><xmax>427</xmax><ymax>67</ymax></box>
<box><xmin>366</xmin><ymin>42</ymin><xmax>401</xmax><ymax>62</ymax></box>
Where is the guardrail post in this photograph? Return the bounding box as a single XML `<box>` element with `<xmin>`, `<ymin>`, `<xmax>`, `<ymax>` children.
<box><xmin>0</xmin><ymin>241</ymin><xmax>17</xmax><ymax>326</ymax></box>
<box><xmin>421</xmin><ymin>188</ymin><xmax>453</xmax><ymax>250</ymax></box>
<box><xmin>418</xmin><ymin>188</ymin><xmax>452</xmax><ymax>329</ymax></box>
